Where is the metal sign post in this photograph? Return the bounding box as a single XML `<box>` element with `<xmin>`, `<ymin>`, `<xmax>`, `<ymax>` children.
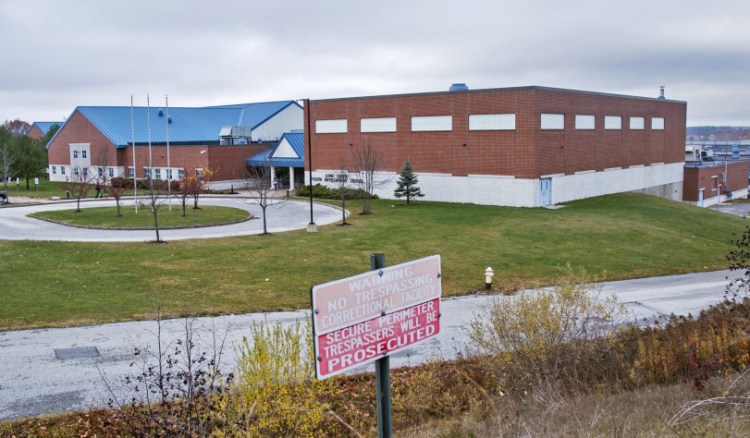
<box><xmin>370</xmin><ymin>253</ymin><xmax>392</xmax><ymax>438</ymax></box>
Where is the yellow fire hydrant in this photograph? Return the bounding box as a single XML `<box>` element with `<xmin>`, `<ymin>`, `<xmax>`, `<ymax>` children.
<box><xmin>484</xmin><ymin>267</ymin><xmax>494</xmax><ymax>290</ymax></box>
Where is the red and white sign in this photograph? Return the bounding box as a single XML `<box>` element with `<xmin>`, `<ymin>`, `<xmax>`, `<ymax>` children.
<box><xmin>312</xmin><ymin>255</ymin><xmax>442</xmax><ymax>379</ymax></box>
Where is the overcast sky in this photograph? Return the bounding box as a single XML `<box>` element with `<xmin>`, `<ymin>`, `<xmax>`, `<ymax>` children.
<box><xmin>2</xmin><ymin>0</ymin><xmax>748</xmax><ymax>126</ymax></box>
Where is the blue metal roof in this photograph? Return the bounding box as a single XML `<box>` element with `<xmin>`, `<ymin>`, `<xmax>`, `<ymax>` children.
<box><xmin>247</xmin><ymin>132</ymin><xmax>304</xmax><ymax>168</ymax></box>
<box><xmin>31</xmin><ymin>122</ymin><xmax>63</xmax><ymax>135</ymax></box>
<box><xmin>47</xmin><ymin>101</ymin><xmax>297</xmax><ymax>149</ymax></box>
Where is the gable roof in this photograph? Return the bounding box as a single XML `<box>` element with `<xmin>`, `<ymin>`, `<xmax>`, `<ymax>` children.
<box><xmin>48</xmin><ymin>101</ymin><xmax>297</xmax><ymax>149</ymax></box>
<box><xmin>30</xmin><ymin>122</ymin><xmax>63</xmax><ymax>135</ymax></box>
<box><xmin>247</xmin><ymin>132</ymin><xmax>304</xmax><ymax>168</ymax></box>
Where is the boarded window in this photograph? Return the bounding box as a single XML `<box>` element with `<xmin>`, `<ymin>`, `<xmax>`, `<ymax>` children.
<box><xmin>469</xmin><ymin>114</ymin><xmax>516</xmax><ymax>130</ymax></box>
<box><xmin>411</xmin><ymin>115</ymin><xmax>452</xmax><ymax>132</ymax></box>
<box><xmin>541</xmin><ymin>113</ymin><xmax>565</xmax><ymax>130</ymax></box>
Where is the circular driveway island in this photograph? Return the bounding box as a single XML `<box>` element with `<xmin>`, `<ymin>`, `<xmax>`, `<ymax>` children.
<box><xmin>0</xmin><ymin>197</ymin><xmax>343</xmax><ymax>242</ymax></box>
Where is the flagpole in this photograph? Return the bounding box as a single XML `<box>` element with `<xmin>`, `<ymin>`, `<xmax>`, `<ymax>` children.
<box><xmin>147</xmin><ymin>94</ymin><xmax>153</xmax><ymax>191</ymax></box>
<box><xmin>131</xmin><ymin>94</ymin><xmax>138</xmax><ymax>214</ymax></box>
<box><xmin>166</xmin><ymin>94</ymin><xmax>172</xmax><ymax>211</ymax></box>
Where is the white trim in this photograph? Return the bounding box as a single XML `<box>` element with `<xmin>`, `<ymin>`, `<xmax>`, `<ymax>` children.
<box><xmin>469</xmin><ymin>114</ymin><xmax>515</xmax><ymax>130</ymax></box>
<box><xmin>315</xmin><ymin>119</ymin><xmax>347</xmax><ymax>134</ymax></box>
<box><xmin>411</xmin><ymin>115</ymin><xmax>452</xmax><ymax>132</ymax></box>
<box><xmin>361</xmin><ymin>117</ymin><xmax>397</xmax><ymax>133</ymax></box>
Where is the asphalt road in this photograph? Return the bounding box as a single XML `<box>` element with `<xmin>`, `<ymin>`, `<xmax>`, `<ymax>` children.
<box><xmin>0</xmin><ymin>269</ymin><xmax>740</xmax><ymax>421</ymax></box>
<box><xmin>0</xmin><ymin>196</ymin><xmax>343</xmax><ymax>241</ymax></box>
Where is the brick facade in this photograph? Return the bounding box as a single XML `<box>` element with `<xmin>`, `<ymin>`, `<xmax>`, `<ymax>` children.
<box><xmin>306</xmin><ymin>86</ymin><xmax>687</xmax><ymax>206</ymax></box>
<box><xmin>683</xmin><ymin>161</ymin><xmax>750</xmax><ymax>205</ymax></box>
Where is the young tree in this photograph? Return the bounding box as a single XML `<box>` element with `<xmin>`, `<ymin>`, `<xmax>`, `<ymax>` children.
<box><xmin>144</xmin><ymin>171</ymin><xmax>166</xmax><ymax>243</ymax></box>
<box><xmin>109</xmin><ymin>177</ymin><xmax>126</xmax><ymax>217</ymax></box>
<box><xmin>191</xmin><ymin>168</ymin><xmax>214</xmax><ymax>210</ymax></box>
<box><xmin>334</xmin><ymin>160</ymin><xmax>350</xmax><ymax>225</ymax></box>
<box><xmin>0</xmin><ymin>126</ymin><xmax>14</xmax><ymax>190</ymax></box>
<box><xmin>351</xmin><ymin>142</ymin><xmax>384</xmax><ymax>215</ymax></box>
<box><xmin>60</xmin><ymin>165</ymin><xmax>93</xmax><ymax>212</ymax></box>
<box><xmin>394</xmin><ymin>157</ymin><xmax>424</xmax><ymax>205</ymax></box>
<box><xmin>178</xmin><ymin>174</ymin><xmax>199</xmax><ymax>217</ymax></box>
<box><xmin>13</xmin><ymin>135</ymin><xmax>47</xmax><ymax>189</ymax></box>
<box><xmin>245</xmin><ymin>161</ymin><xmax>283</xmax><ymax>235</ymax></box>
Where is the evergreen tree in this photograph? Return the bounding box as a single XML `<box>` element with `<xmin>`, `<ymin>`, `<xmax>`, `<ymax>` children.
<box><xmin>394</xmin><ymin>158</ymin><xmax>424</xmax><ymax>204</ymax></box>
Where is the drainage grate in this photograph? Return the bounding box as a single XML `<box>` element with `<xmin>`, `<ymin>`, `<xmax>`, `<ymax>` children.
<box><xmin>54</xmin><ymin>346</ymin><xmax>100</xmax><ymax>360</ymax></box>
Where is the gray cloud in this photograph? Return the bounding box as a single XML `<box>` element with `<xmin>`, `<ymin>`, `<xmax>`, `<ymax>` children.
<box><xmin>2</xmin><ymin>0</ymin><xmax>749</xmax><ymax>125</ymax></box>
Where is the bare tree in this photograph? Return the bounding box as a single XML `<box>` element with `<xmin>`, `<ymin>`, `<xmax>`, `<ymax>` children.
<box><xmin>60</xmin><ymin>165</ymin><xmax>93</xmax><ymax>212</ymax></box>
<box><xmin>351</xmin><ymin>142</ymin><xmax>385</xmax><ymax>215</ymax></box>
<box><xmin>334</xmin><ymin>160</ymin><xmax>350</xmax><ymax>225</ymax></box>
<box><xmin>178</xmin><ymin>173</ymin><xmax>198</xmax><ymax>217</ymax></box>
<box><xmin>0</xmin><ymin>127</ymin><xmax>14</xmax><ymax>190</ymax></box>
<box><xmin>144</xmin><ymin>174</ymin><xmax>166</xmax><ymax>243</ymax></box>
<box><xmin>245</xmin><ymin>162</ymin><xmax>283</xmax><ymax>235</ymax></box>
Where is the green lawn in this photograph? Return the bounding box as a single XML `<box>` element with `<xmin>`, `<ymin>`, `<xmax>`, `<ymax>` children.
<box><xmin>31</xmin><ymin>205</ymin><xmax>251</xmax><ymax>228</ymax></box>
<box><xmin>1</xmin><ymin>176</ymin><xmax>68</xmax><ymax>198</ymax></box>
<box><xmin>0</xmin><ymin>193</ymin><xmax>746</xmax><ymax>330</ymax></box>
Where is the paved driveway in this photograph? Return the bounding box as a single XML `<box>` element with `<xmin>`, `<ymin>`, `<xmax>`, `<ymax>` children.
<box><xmin>0</xmin><ymin>197</ymin><xmax>343</xmax><ymax>241</ymax></box>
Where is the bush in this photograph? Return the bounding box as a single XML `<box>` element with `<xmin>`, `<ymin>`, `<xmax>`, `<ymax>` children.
<box><xmin>297</xmin><ymin>183</ymin><xmax>378</xmax><ymax>200</ymax></box>
<box><xmin>469</xmin><ymin>267</ymin><xmax>627</xmax><ymax>393</ymax></box>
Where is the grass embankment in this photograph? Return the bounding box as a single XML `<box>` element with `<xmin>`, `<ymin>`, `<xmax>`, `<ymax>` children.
<box><xmin>0</xmin><ymin>193</ymin><xmax>746</xmax><ymax>330</ymax></box>
<box><xmin>31</xmin><ymin>205</ymin><xmax>251</xmax><ymax>228</ymax></box>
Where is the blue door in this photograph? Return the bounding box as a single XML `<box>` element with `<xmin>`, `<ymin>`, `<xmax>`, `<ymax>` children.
<box><xmin>540</xmin><ymin>178</ymin><xmax>552</xmax><ymax>206</ymax></box>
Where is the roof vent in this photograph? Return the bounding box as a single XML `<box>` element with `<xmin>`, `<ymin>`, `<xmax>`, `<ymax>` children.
<box><xmin>449</xmin><ymin>83</ymin><xmax>469</xmax><ymax>92</ymax></box>
<box><xmin>158</xmin><ymin>109</ymin><xmax>164</xmax><ymax>117</ymax></box>
<box><xmin>658</xmin><ymin>86</ymin><xmax>666</xmax><ymax>100</ymax></box>
<box><xmin>168</xmin><ymin>117</ymin><xmax>172</xmax><ymax>124</ymax></box>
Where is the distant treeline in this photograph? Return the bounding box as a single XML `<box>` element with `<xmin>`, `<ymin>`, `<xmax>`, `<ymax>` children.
<box><xmin>687</xmin><ymin>126</ymin><xmax>750</xmax><ymax>141</ymax></box>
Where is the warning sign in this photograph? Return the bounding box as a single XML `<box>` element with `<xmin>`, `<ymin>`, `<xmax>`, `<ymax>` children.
<box><xmin>312</xmin><ymin>255</ymin><xmax>442</xmax><ymax>379</ymax></box>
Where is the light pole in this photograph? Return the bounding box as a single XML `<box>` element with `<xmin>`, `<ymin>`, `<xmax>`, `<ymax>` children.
<box><xmin>305</xmin><ymin>98</ymin><xmax>316</xmax><ymax>232</ymax></box>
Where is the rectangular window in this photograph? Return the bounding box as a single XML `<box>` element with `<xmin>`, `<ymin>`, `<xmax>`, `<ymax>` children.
<box><xmin>167</xmin><ymin>169</ymin><xmax>173</xmax><ymax>180</ymax></box>
<box><xmin>361</xmin><ymin>117</ymin><xmax>397</xmax><ymax>133</ymax></box>
<box><xmin>155</xmin><ymin>168</ymin><xmax>162</xmax><ymax>180</ymax></box>
<box><xmin>541</xmin><ymin>113</ymin><xmax>565</xmax><ymax>130</ymax></box>
<box><xmin>83</xmin><ymin>169</ymin><xmax>88</xmax><ymax>178</ymax></box>
<box><xmin>74</xmin><ymin>167</ymin><xmax>80</xmax><ymax>176</ymax></box>
<box><xmin>82</xmin><ymin>150</ymin><xmax>87</xmax><ymax>159</ymax></box>
<box><xmin>652</xmin><ymin>117</ymin><xmax>665</xmax><ymax>130</ymax></box>
<box><xmin>630</xmin><ymin>117</ymin><xmax>645</xmax><ymax>130</ymax></box>
<box><xmin>61</xmin><ymin>166</ymin><xmax>66</xmax><ymax>175</ymax></box>
<box><xmin>143</xmin><ymin>167</ymin><xmax>151</xmax><ymax>178</ymax></box>
<box><xmin>411</xmin><ymin>115</ymin><xmax>452</xmax><ymax>132</ymax></box>
<box><xmin>72</xmin><ymin>150</ymin><xmax>78</xmax><ymax>159</ymax></box>
<box><xmin>98</xmin><ymin>167</ymin><xmax>104</xmax><ymax>177</ymax></box>
<box><xmin>711</xmin><ymin>176</ymin><xmax>718</xmax><ymax>191</ymax></box>
<box><xmin>177</xmin><ymin>169</ymin><xmax>185</xmax><ymax>180</ymax></box>
<box><xmin>108</xmin><ymin>168</ymin><xmax>114</xmax><ymax>178</ymax></box>
<box><xmin>604</xmin><ymin>116</ymin><xmax>622</xmax><ymax>130</ymax></box>
<box><xmin>575</xmin><ymin>115</ymin><xmax>596</xmax><ymax>130</ymax></box>
<box><xmin>51</xmin><ymin>166</ymin><xmax>57</xmax><ymax>175</ymax></box>
<box><xmin>315</xmin><ymin>119</ymin><xmax>347</xmax><ymax>134</ymax></box>
<box><xmin>128</xmin><ymin>167</ymin><xmax>135</xmax><ymax>178</ymax></box>
<box><xmin>469</xmin><ymin>114</ymin><xmax>515</xmax><ymax>130</ymax></box>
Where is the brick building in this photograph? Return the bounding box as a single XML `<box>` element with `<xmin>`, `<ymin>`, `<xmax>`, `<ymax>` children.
<box><xmin>306</xmin><ymin>86</ymin><xmax>687</xmax><ymax>207</ymax></box>
<box><xmin>47</xmin><ymin>101</ymin><xmax>302</xmax><ymax>187</ymax></box>
<box><xmin>683</xmin><ymin>160</ymin><xmax>750</xmax><ymax>207</ymax></box>
<box><xmin>27</xmin><ymin>122</ymin><xmax>62</xmax><ymax>140</ymax></box>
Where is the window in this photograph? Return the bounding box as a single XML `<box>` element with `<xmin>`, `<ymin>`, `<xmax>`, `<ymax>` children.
<box><xmin>629</xmin><ymin>117</ymin><xmax>645</xmax><ymax>130</ymax></box>
<box><xmin>143</xmin><ymin>167</ymin><xmax>152</xmax><ymax>178</ymax></box>
<box><xmin>315</xmin><ymin>119</ymin><xmax>347</xmax><ymax>133</ymax></box>
<box><xmin>604</xmin><ymin>116</ymin><xmax>622</xmax><ymax>130</ymax></box>
<box><xmin>155</xmin><ymin>168</ymin><xmax>162</xmax><ymax>180</ymax></box>
<box><xmin>652</xmin><ymin>117</ymin><xmax>665</xmax><ymax>130</ymax></box>
<box><xmin>166</xmin><ymin>169</ymin><xmax>173</xmax><ymax>180</ymax></box>
<box><xmin>469</xmin><ymin>114</ymin><xmax>515</xmax><ymax>130</ymax></box>
<box><xmin>74</xmin><ymin>167</ymin><xmax>80</xmax><ymax>176</ymax></box>
<box><xmin>61</xmin><ymin>166</ymin><xmax>66</xmax><ymax>175</ymax></box>
<box><xmin>177</xmin><ymin>169</ymin><xmax>185</xmax><ymax>180</ymax></box>
<box><xmin>108</xmin><ymin>168</ymin><xmax>114</xmax><ymax>178</ymax></box>
<box><xmin>51</xmin><ymin>166</ymin><xmax>57</xmax><ymax>175</ymax></box>
<box><xmin>541</xmin><ymin>113</ymin><xmax>565</xmax><ymax>130</ymax></box>
<box><xmin>411</xmin><ymin>115</ymin><xmax>452</xmax><ymax>132</ymax></box>
<box><xmin>711</xmin><ymin>176</ymin><xmax>718</xmax><ymax>191</ymax></box>
<box><xmin>361</xmin><ymin>117</ymin><xmax>397</xmax><ymax>133</ymax></box>
<box><xmin>128</xmin><ymin>167</ymin><xmax>135</xmax><ymax>178</ymax></box>
<box><xmin>83</xmin><ymin>169</ymin><xmax>88</xmax><ymax>178</ymax></box>
<box><xmin>575</xmin><ymin>115</ymin><xmax>595</xmax><ymax>130</ymax></box>
<box><xmin>82</xmin><ymin>150</ymin><xmax>87</xmax><ymax>159</ymax></box>
<box><xmin>98</xmin><ymin>167</ymin><xmax>104</xmax><ymax>177</ymax></box>
<box><xmin>72</xmin><ymin>150</ymin><xmax>78</xmax><ymax>159</ymax></box>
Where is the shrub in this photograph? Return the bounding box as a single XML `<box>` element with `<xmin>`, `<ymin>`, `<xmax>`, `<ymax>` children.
<box><xmin>297</xmin><ymin>183</ymin><xmax>378</xmax><ymax>200</ymax></box>
<box><xmin>469</xmin><ymin>267</ymin><xmax>627</xmax><ymax>394</ymax></box>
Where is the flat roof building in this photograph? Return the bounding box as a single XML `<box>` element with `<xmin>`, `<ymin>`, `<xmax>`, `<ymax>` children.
<box><xmin>306</xmin><ymin>86</ymin><xmax>687</xmax><ymax>207</ymax></box>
